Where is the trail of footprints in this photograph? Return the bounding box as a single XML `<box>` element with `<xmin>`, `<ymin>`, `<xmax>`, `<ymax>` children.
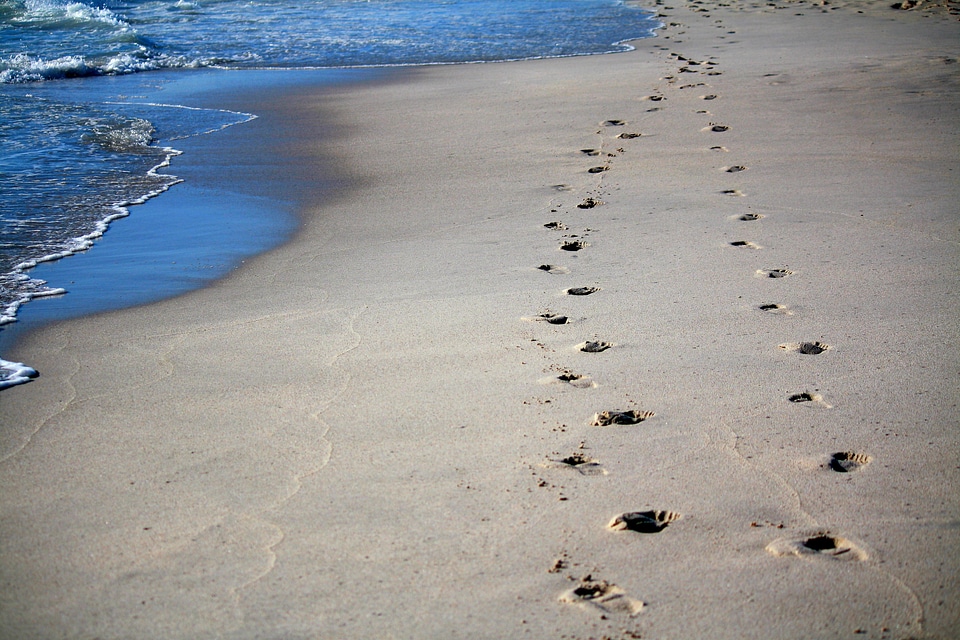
<box><xmin>516</xmin><ymin>14</ymin><xmax>874</xmax><ymax>624</ymax></box>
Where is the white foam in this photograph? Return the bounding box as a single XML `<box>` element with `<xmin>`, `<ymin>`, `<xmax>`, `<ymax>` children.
<box><xmin>0</xmin><ymin>358</ymin><xmax>39</xmax><ymax>390</ymax></box>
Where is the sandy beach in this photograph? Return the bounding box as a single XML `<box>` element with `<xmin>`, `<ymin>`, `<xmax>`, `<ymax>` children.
<box><xmin>1</xmin><ymin>0</ymin><xmax>958</xmax><ymax>638</ymax></box>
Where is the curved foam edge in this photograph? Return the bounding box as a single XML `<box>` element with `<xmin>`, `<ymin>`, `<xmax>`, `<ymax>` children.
<box><xmin>0</xmin><ymin>358</ymin><xmax>39</xmax><ymax>390</ymax></box>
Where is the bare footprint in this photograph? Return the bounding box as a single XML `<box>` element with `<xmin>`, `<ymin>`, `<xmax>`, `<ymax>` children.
<box><xmin>757</xmin><ymin>304</ymin><xmax>789</xmax><ymax>318</ymax></box>
<box><xmin>539</xmin><ymin>370</ymin><xmax>598</xmax><ymax>389</ymax></box>
<box><xmin>730</xmin><ymin>240</ymin><xmax>761</xmax><ymax>249</ymax></box>
<box><xmin>702</xmin><ymin>94</ymin><xmax>718</xmax><ymax>100</ymax></box>
<box><xmin>543</xmin><ymin>452</ymin><xmax>607</xmax><ymax>475</ymax></box>
<box><xmin>588</xmin><ymin>166</ymin><xmax>609</xmax><ymax>174</ymax></box>
<box><xmin>560</xmin><ymin>240</ymin><xmax>588</xmax><ymax>251</ymax></box>
<box><xmin>559</xmin><ymin>578</ymin><xmax>645</xmax><ymax>617</ymax></box>
<box><xmin>579</xmin><ymin>340</ymin><xmax>613</xmax><ymax>353</ymax></box>
<box><xmin>538</xmin><ymin>264</ymin><xmax>570</xmax><ymax>274</ymax></box>
<box><xmin>581</xmin><ymin>149</ymin><xmax>601</xmax><ymax>156</ymax></box>
<box><xmin>608</xmin><ymin>510</ymin><xmax>681</xmax><ymax>533</ymax></box>
<box><xmin>523</xmin><ymin>313</ymin><xmax>569</xmax><ymax>325</ymax></box>
<box><xmin>724</xmin><ymin>165</ymin><xmax>747</xmax><ymax>173</ymax></box>
<box><xmin>544</xmin><ymin>221</ymin><xmax>568</xmax><ymax>230</ymax></box>
<box><xmin>578</xmin><ymin>198</ymin><xmax>602</xmax><ymax>209</ymax></box>
<box><xmin>721</xmin><ymin>189</ymin><xmax>745</xmax><ymax>196</ymax></box>
<box><xmin>618</xmin><ymin>132</ymin><xmax>642</xmax><ymax>139</ymax></box>
<box><xmin>829</xmin><ymin>451</ymin><xmax>871</xmax><ymax>472</ymax></box>
<box><xmin>604</xmin><ymin>119</ymin><xmax>626</xmax><ymax>126</ymax></box>
<box><xmin>779</xmin><ymin>341</ymin><xmax>830</xmax><ymax>355</ymax></box>
<box><xmin>704</xmin><ymin>123</ymin><xmax>730</xmax><ymax>132</ymax></box>
<box><xmin>756</xmin><ymin>268</ymin><xmax>794</xmax><ymax>278</ymax></box>
<box><xmin>566</xmin><ymin>286</ymin><xmax>600</xmax><ymax>296</ymax></box>
<box><xmin>590</xmin><ymin>410</ymin><xmax>655</xmax><ymax>426</ymax></box>
<box><xmin>766</xmin><ymin>532</ymin><xmax>867</xmax><ymax>561</ymax></box>
<box><xmin>738</xmin><ymin>213</ymin><xmax>764</xmax><ymax>221</ymax></box>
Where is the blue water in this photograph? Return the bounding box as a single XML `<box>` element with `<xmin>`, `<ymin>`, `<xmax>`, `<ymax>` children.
<box><xmin>0</xmin><ymin>0</ymin><xmax>660</xmax><ymax>388</ymax></box>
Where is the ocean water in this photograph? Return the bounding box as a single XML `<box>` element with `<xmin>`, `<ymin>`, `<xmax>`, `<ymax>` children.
<box><xmin>0</xmin><ymin>0</ymin><xmax>660</xmax><ymax>388</ymax></box>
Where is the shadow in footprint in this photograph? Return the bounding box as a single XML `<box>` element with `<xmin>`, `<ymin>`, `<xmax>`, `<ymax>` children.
<box><xmin>560</xmin><ymin>240</ymin><xmax>588</xmax><ymax>251</ymax></box>
<box><xmin>545</xmin><ymin>453</ymin><xmax>607</xmax><ymax>476</ymax></box>
<box><xmin>524</xmin><ymin>313</ymin><xmax>568</xmax><ymax>325</ymax></box>
<box><xmin>757</xmin><ymin>268</ymin><xmax>794</xmax><ymax>278</ymax></box>
<box><xmin>829</xmin><ymin>451</ymin><xmax>871</xmax><ymax>472</ymax></box>
<box><xmin>739</xmin><ymin>213</ymin><xmax>764</xmax><ymax>221</ymax></box>
<box><xmin>538</xmin><ymin>264</ymin><xmax>570</xmax><ymax>274</ymax></box>
<box><xmin>588</xmin><ymin>166</ymin><xmax>609</xmax><ymax>174</ymax></box>
<box><xmin>544</xmin><ymin>221</ymin><xmax>568</xmax><ymax>230</ymax></box>
<box><xmin>779</xmin><ymin>341</ymin><xmax>830</xmax><ymax>355</ymax></box>
<box><xmin>540</xmin><ymin>370</ymin><xmax>598</xmax><ymax>389</ymax></box>
<box><xmin>730</xmin><ymin>240</ymin><xmax>761</xmax><ymax>249</ymax></box>
<box><xmin>766</xmin><ymin>531</ymin><xmax>867</xmax><ymax>561</ymax></box>
<box><xmin>579</xmin><ymin>341</ymin><xmax>613</xmax><ymax>353</ymax></box>
<box><xmin>566</xmin><ymin>286</ymin><xmax>600</xmax><ymax>296</ymax></box>
<box><xmin>608</xmin><ymin>510</ymin><xmax>681</xmax><ymax>533</ymax></box>
<box><xmin>559</xmin><ymin>578</ymin><xmax>645</xmax><ymax>617</ymax></box>
<box><xmin>578</xmin><ymin>198</ymin><xmax>601</xmax><ymax>209</ymax></box>
<box><xmin>789</xmin><ymin>391</ymin><xmax>831</xmax><ymax>407</ymax></box>
<box><xmin>590</xmin><ymin>410</ymin><xmax>655</xmax><ymax>426</ymax></box>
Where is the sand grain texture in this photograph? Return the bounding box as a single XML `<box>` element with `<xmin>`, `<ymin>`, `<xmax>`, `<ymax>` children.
<box><xmin>1</xmin><ymin>1</ymin><xmax>958</xmax><ymax>638</ymax></box>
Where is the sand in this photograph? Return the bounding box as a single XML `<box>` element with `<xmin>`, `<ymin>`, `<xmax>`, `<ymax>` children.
<box><xmin>1</xmin><ymin>1</ymin><xmax>958</xmax><ymax>638</ymax></box>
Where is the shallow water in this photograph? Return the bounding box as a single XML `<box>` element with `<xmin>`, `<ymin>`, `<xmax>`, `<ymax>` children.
<box><xmin>0</xmin><ymin>0</ymin><xmax>661</xmax><ymax>387</ymax></box>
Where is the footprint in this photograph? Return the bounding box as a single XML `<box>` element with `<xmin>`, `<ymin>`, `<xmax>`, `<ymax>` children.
<box><xmin>759</xmin><ymin>303</ymin><xmax>791</xmax><ymax>315</ymax></box>
<box><xmin>558</xmin><ymin>372</ymin><xmax>598</xmax><ymax>388</ymax></box>
<box><xmin>560</xmin><ymin>240</ymin><xmax>588</xmax><ymax>251</ymax></box>
<box><xmin>587</xmin><ymin>166</ymin><xmax>609</xmax><ymax>174</ymax></box>
<box><xmin>544</xmin><ymin>221</ymin><xmax>568</xmax><ymax>230</ymax></box>
<box><xmin>724</xmin><ymin>165</ymin><xmax>747</xmax><ymax>173</ymax></box>
<box><xmin>756</xmin><ymin>268</ymin><xmax>794</xmax><ymax>278</ymax></box>
<box><xmin>789</xmin><ymin>391</ymin><xmax>831</xmax><ymax>407</ymax></box>
<box><xmin>590</xmin><ymin>410</ymin><xmax>655</xmax><ymax>426</ymax></box>
<box><xmin>538</xmin><ymin>264</ymin><xmax>570</xmax><ymax>274</ymax></box>
<box><xmin>829</xmin><ymin>451</ymin><xmax>871</xmax><ymax>472</ymax></box>
<box><xmin>721</xmin><ymin>189</ymin><xmax>745</xmax><ymax>196</ymax></box>
<box><xmin>730</xmin><ymin>240</ymin><xmax>761</xmax><ymax>249</ymax></box>
<box><xmin>702</xmin><ymin>94</ymin><xmax>718</xmax><ymax>100</ymax></box>
<box><xmin>738</xmin><ymin>213</ymin><xmax>764</xmax><ymax>221</ymax></box>
<box><xmin>566</xmin><ymin>286</ymin><xmax>600</xmax><ymax>296</ymax></box>
<box><xmin>540</xmin><ymin>370</ymin><xmax>598</xmax><ymax>389</ymax></box>
<box><xmin>559</xmin><ymin>578</ymin><xmax>645</xmax><ymax>617</ymax></box>
<box><xmin>524</xmin><ymin>313</ymin><xmax>569</xmax><ymax>325</ymax></box>
<box><xmin>579</xmin><ymin>341</ymin><xmax>613</xmax><ymax>353</ymax></box>
<box><xmin>544</xmin><ymin>452</ymin><xmax>607</xmax><ymax>475</ymax></box>
<box><xmin>577</xmin><ymin>197</ymin><xmax>602</xmax><ymax>209</ymax></box>
<box><xmin>604</xmin><ymin>119</ymin><xmax>626</xmax><ymax>126</ymax></box>
<box><xmin>705</xmin><ymin>124</ymin><xmax>730</xmax><ymax>132</ymax></box>
<box><xmin>642</xmin><ymin>94</ymin><xmax>665</xmax><ymax>102</ymax></box>
<box><xmin>779</xmin><ymin>341</ymin><xmax>830</xmax><ymax>355</ymax></box>
<box><xmin>618</xmin><ymin>132</ymin><xmax>642</xmax><ymax>139</ymax></box>
<box><xmin>608</xmin><ymin>510</ymin><xmax>681</xmax><ymax>533</ymax></box>
<box><xmin>710</xmin><ymin>145</ymin><xmax>729</xmax><ymax>152</ymax></box>
<box><xmin>766</xmin><ymin>532</ymin><xmax>867</xmax><ymax>561</ymax></box>
<box><xmin>581</xmin><ymin>149</ymin><xmax>601</xmax><ymax>156</ymax></box>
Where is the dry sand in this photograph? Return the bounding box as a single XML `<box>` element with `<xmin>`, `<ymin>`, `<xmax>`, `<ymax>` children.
<box><xmin>1</xmin><ymin>1</ymin><xmax>959</xmax><ymax>638</ymax></box>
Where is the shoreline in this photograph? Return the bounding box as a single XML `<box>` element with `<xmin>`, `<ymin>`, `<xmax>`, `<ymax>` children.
<box><xmin>1</xmin><ymin>2</ymin><xmax>958</xmax><ymax>638</ymax></box>
<box><xmin>0</xmin><ymin>67</ymin><xmax>384</xmax><ymax>379</ymax></box>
